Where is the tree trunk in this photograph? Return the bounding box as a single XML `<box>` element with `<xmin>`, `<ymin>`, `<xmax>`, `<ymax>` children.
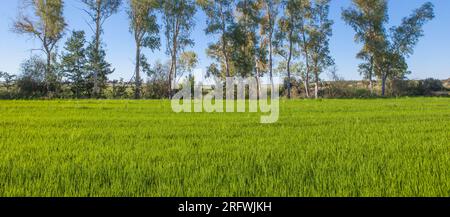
<box><xmin>314</xmin><ymin>71</ymin><xmax>319</xmax><ymax>99</ymax></box>
<box><xmin>304</xmin><ymin>73</ymin><xmax>310</xmax><ymax>98</ymax></box>
<box><xmin>169</xmin><ymin>56</ymin><xmax>175</xmax><ymax>99</ymax></box>
<box><xmin>255</xmin><ymin>66</ymin><xmax>260</xmax><ymax>99</ymax></box>
<box><xmin>267</xmin><ymin>5</ymin><xmax>275</xmax><ymax>93</ymax></box>
<box><xmin>220</xmin><ymin>5</ymin><xmax>230</xmax><ymax>78</ymax></box>
<box><xmin>269</xmin><ymin>31</ymin><xmax>275</xmax><ymax>94</ymax></box>
<box><xmin>287</xmin><ymin>29</ymin><xmax>293</xmax><ymax>99</ymax></box>
<box><xmin>303</xmin><ymin>80</ymin><xmax>308</xmax><ymax>97</ymax></box>
<box><xmin>223</xmin><ymin>38</ymin><xmax>230</xmax><ymax>78</ymax></box>
<box><xmin>381</xmin><ymin>73</ymin><xmax>387</xmax><ymax>97</ymax></box>
<box><xmin>45</xmin><ymin>47</ymin><xmax>52</xmax><ymax>96</ymax></box>
<box><xmin>301</xmin><ymin>30</ymin><xmax>310</xmax><ymax>98</ymax></box>
<box><xmin>134</xmin><ymin>43</ymin><xmax>141</xmax><ymax>99</ymax></box>
<box><xmin>93</xmin><ymin>4</ymin><xmax>101</xmax><ymax>98</ymax></box>
<box><xmin>368</xmin><ymin>56</ymin><xmax>374</xmax><ymax>95</ymax></box>
<box><xmin>168</xmin><ymin>19</ymin><xmax>180</xmax><ymax>100</ymax></box>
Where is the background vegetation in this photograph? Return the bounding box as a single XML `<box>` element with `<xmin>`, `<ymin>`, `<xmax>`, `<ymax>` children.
<box><xmin>1</xmin><ymin>0</ymin><xmax>447</xmax><ymax>100</ymax></box>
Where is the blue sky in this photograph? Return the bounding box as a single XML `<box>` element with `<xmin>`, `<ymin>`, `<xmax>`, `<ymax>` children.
<box><xmin>0</xmin><ymin>0</ymin><xmax>449</xmax><ymax>81</ymax></box>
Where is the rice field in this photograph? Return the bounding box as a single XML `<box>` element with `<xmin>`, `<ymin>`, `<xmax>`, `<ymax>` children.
<box><xmin>0</xmin><ymin>98</ymin><xmax>449</xmax><ymax>197</ymax></box>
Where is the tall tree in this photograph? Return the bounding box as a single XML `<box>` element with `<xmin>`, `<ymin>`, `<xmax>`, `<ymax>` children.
<box><xmin>275</xmin><ymin>0</ymin><xmax>303</xmax><ymax>99</ymax></box>
<box><xmin>13</xmin><ymin>0</ymin><xmax>66</xmax><ymax>96</ymax></box>
<box><xmin>377</xmin><ymin>2</ymin><xmax>434</xmax><ymax>96</ymax></box>
<box><xmin>81</xmin><ymin>0</ymin><xmax>121</xmax><ymax>97</ymax></box>
<box><xmin>308</xmin><ymin>0</ymin><xmax>334</xmax><ymax>99</ymax></box>
<box><xmin>85</xmin><ymin>40</ymin><xmax>114</xmax><ymax>97</ymax></box>
<box><xmin>342</xmin><ymin>0</ymin><xmax>388</xmax><ymax>95</ymax></box>
<box><xmin>259</xmin><ymin>0</ymin><xmax>281</xmax><ymax>91</ymax></box>
<box><xmin>234</xmin><ymin>0</ymin><xmax>261</xmax><ymax>82</ymax></box>
<box><xmin>197</xmin><ymin>0</ymin><xmax>234</xmax><ymax>78</ymax></box>
<box><xmin>297</xmin><ymin>0</ymin><xmax>313</xmax><ymax>98</ymax></box>
<box><xmin>161</xmin><ymin>0</ymin><xmax>197</xmax><ymax>98</ymax></box>
<box><xmin>343</xmin><ymin>1</ymin><xmax>434</xmax><ymax>96</ymax></box>
<box><xmin>128</xmin><ymin>0</ymin><xmax>160</xmax><ymax>99</ymax></box>
<box><xmin>61</xmin><ymin>30</ymin><xmax>88</xmax><ymax>98</ymax></box>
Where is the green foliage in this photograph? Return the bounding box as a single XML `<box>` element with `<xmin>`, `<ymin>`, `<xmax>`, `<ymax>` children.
<box><xmin>85</xmin><ymin>39</ymin><xmax>115</xmax><ymax>98</ymax></box>
<box><xmin>143</xmin><ymin>60</ymin><xmax>170</xmax><ymax>99</ymax></box>
<box><xmin>13</xmin><ymin>0</ymin><xmax>67</xmax><ymax>98</ymax></box>
<box><xmin>15</xmin><ymin>56</ymin><xmax>47</xmax><ymax>98</ymax></box>
<box><xmin>343</xmin><ymin>1</ymin><xmax>434</xmax><ymax>96</ymax></box>
<box><xmin>0</xmin><ymin>72</ymin><xmax>17</xmax><ymax>99</ymax></box>
<box><xmin>81</xmin><ymin>0</ymin><xmax>122</xmax><ymax>98</ymax></box>
<box><xmin>161</xmin><ymin>0</ymin><xmax>197</xmax><ymax>52</ymax></box>
<box><xmin>128</xmin><ymin>0</ymin><xmax>160</xmax><ymax>50</ymax></box>
<box><xmin>422</xmin><ymin>78</ymin><xmax>444</xmax><ymax>93</ymax></box>
<box><xmin>259</xmin><ymin>0</ymin><xmax>281</xmax><ymax>87</ymax></box>
<box><xmin>382</xmin><ymin>2</ymin><xmax>435</xmax><ymax>80</ymax></box>
<box><xmin>308</xmin><ymin>0</ymin><xmax>334</xmax><ymax>98</ymax></box>
<box><xmin>0</xmin><ymin>98</ymin><xmax>449</xmax><ymax>196</ymax></box>
<box><xmin>111</xmin><ymin>78</ymin><xmax>130</xmax><ymax>99</ymax></box>
<box><xmin>81</xmin><ymin>0</ymin><xmax>122</xmax><ymax>24</ymax></box>
<box><xmin>161</xmin><ymin>0</ymin><xmax>197</xmax><ymax>97</ymax></box>
<box><xmin>61</xmin><ymin>31</ymin><xmax>88</xmax><ymax>98</ymax></box>
<box><xmin>342</xmin><ymin>0</ymin><xmax>388</xmax><ymax>94</ymax></box>
<box><xmin>13</xmin><ymin>0</ymin><xmax>66</xmax><ymax>49</ymax></box>
<box><xmin>324</xmin><ymin>83</ymin><xmax>373</xmax><ymax>98</ymax></box>
<box><xmin>0</xmin><ymin>72</ymin><xmax>16</xmax><ymax>89</ymax></box>
<box><xmin>198</xmin><ymin>0</ymin><xmax>235</xmax><ymax>77</ymax></box>
<box><xmin>178</xmin><ymin>51</ymin><xmax>198</xmax><ymax>79</ymax></box>
<box><xmin>231</xmin><ymin>0</ymin><xmax>261</xmax><ymax>78</ymax></box>
<box><xmin>128</xmin><ymin>0</ymin><xmax>161</xmax><ymax>99</ymax></box>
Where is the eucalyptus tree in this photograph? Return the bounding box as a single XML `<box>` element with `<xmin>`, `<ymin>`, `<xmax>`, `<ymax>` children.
<box><xmin>308</xmin><ymin>0</ymin><xmax>334</xmax><ymax>99</ymax></box>
<box><xmin>161</xmin><ymin>0</ymin><xmax>197</xmax><ymax>98</ymax></box>
<box><xmin>342</xmin><ymin>0</ymin><xmax>388</xmax><ymax>95</ymax></box>
<box><xmin>357</xmin><ymin>51</ymin><xmax>377</xmax><ymax>93</ymax></box>
<box><xmin>13</xmin><ymin>0</ymin><xmax>66</xmax><ymax>95</ymax></box>
<box><xmin>81</xmin><ymin>0</ymin><xmax>122</xmax><ymax>97</ymax></box>
<box><xmin>377</xmin><ymin>2</ymin><xmax>434</xmax><ymax>96</ymax></box>
<box><xmin>259</xmin><ymin>0</ymin><xmax>281</xmax><ymax>91</ymax></box>
<box><xmin>128</xmin><ymin>0</ymin><xmax>160</xmax><ymax>99</ymax></box>
<box><xmin>234</xmin><ymin>0</ymin><xmax>261</xmax><ymax>81</ymax></box>
<box><xmin>343</xmin><ymin>1</ymin><xmax>434</xmax><ymax>96</ymax></box>
<box><xmin>274</xmin><ymin>0</ymin><xmax>303</xmax><ymax>99</ymax></box>
<box><xmin>197</xmin><ymin>0</ymin><xmax>235</xmax><ymax>78</ymax></box>
<box><xmin>296</xmin><ymin>0</ymin><xmax>312</xmax><ymax>98</ymax></box>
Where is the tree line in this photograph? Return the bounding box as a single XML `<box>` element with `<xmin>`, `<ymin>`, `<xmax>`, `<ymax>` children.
<box><xmin>0</xmin><ymin>0</ymin><xmax>442</xmax><ymax>100</ymax></box>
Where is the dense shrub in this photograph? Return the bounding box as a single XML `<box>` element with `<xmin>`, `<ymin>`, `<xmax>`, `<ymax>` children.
<box><xmin>390</xmin><ymin>79</ymin><xmax>445</xmax><ymax>96</ymax></box>
<box><xmin>422</xmin><ymin>78</ymin><xmax>444</xmax><ymax>94</ymax></box>
<box><xmin>280</xmin><ymin>77</ymin><xmax>302</xmax><ymax>98</ymax></box>
<box><xmin>110</xmin><ymin>79</ymin><xmax>131</xmax><ymax>99</ymax></box>
<box><xmin>143</xmin><ymin>79</ymin><xmax>170</xmax><ymax>99</ymax></box>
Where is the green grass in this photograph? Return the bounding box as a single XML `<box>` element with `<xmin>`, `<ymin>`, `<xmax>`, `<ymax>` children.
<box><xmin>0</xmin><ymin>98</ymin><xmax>449</xmax><ymax>197</ymax></box>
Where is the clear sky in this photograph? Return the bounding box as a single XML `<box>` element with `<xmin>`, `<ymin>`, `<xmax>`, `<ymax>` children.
<box><xmin>0</xmin><ymin>0</ymin><xmax>449</xmax><ymax>81</ymax></box>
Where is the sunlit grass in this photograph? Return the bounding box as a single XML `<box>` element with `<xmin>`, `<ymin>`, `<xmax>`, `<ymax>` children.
<box><xmin>0</xmin><ymin>98</ymin><xmax>449</xmax><ymax>196</ymax></box>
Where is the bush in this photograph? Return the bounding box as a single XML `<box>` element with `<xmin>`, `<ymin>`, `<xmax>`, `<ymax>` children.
<box><xmin>323</xmin><ymin>81</ymin><xmax>373</xmax><ymax>98</ymax></box>
<box><xmin>110</xmin><ymin>79</ymin><xmax>131</xmax><ymax>99</ymax></box>
<box><xmin>389</xmin><ymin>80</ymin><xmax>422</xmax><ymax>96</ymax></box>
<box><xmin>16</xmin><ymin>76</ymin><xmax>47</xmax><ymax>98</ymax></box>
<box><xmin>422</xmin><ymin>78</ymin><xmax>443</xmax><ymax>94</ymax></box>
<box><xmin>280</xmin><ymin>77</ymin><xmax>302</xmax><ymax>98</ymax></box>
<box><xmin>143</xmin><ymin>79</ymin><xmax>169</xmax><ymax>99</ymax></box>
